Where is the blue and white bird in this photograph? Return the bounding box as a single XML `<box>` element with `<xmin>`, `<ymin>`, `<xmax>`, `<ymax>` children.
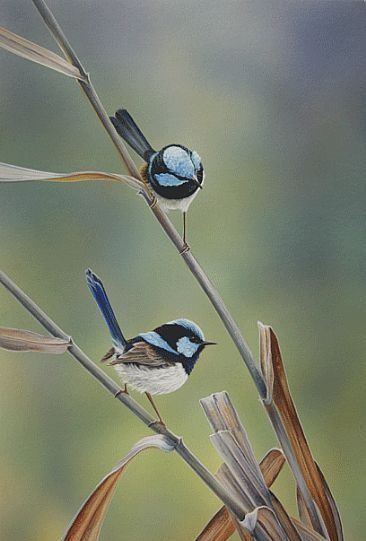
<box><xmin>110</xmin><ymin>108</ymin><xmax>204</xmax><ymax>245</ymax></box>
<box><xmin>86</xmin><ymin>268</ymin><xmax>215</xmax><ymax>424</ymax></box>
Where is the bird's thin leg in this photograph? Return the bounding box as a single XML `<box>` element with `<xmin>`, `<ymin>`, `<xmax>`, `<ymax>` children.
<box><xmin>145</xmin><ymin>392</ymin><xmax>165</xmax><ymax>425</ymax></box>
<box><xmin>183</xmin><ymin>212</ymin><xmax>187</xmax><ymax>245</ymax></box>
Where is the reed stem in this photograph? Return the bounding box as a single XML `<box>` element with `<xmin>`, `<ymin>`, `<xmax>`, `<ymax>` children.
<box><xmin>29</xmin><ymin>0</ymin><xmax>321</xmax><ymax>530</ymax></box>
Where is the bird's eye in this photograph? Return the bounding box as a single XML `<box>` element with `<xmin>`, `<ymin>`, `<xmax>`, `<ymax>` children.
<box><xmin>196</xmin><ymin>167</ymin><xmax>203</xmax><ymax>184</ymax></box>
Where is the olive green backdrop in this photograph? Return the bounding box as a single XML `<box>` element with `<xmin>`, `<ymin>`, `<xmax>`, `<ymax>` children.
<box><xmin>0</xmin><ymin>1</ymin><xmax>365</xmax><ymax>540</ymax></box>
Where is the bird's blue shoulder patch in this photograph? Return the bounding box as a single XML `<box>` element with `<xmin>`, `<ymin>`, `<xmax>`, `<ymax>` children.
<box><xmin>138</xmin><ymin>331</ymin><xmax>178</xmax><ymax>355</ymax></box>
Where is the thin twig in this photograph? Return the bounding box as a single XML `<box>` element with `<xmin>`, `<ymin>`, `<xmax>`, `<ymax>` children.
<box><xmin>0</xmin><ymin>270</ymin><xmax>246</xmax><ymax>520</ymax></box>
<box><xmin>29</xmin><ymin>0</ymin><xmax>322</xmax><ymax>532</ymax></box>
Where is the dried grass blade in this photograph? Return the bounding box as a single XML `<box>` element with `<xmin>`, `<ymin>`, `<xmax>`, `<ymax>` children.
<box><xmin>258</xmin><ymin>324</ymin><xmax>342</xmax><ymax>541</ymax></box>
<box><xmin>292</xmin><ymin>518</ymin><xmax>329</xmax><ymax>541</ymax></box>
<box><xmin>201</xmin><ymin>392</ymin><xmax>265</xmax><ymax>489</ymax></box>
<box><xmin>268</xmin><ymin>491</ymin><xmax>302</xmax><ymax>541</ymax></box>
<box><xmin>0</xmin><ymin>326</ymin><xmax>69</xmax><ymax>353</ymax></box>
<box><xmin>258</xmin><ymin>322</ymin><xmax>274</xmax><ymax>404</ymax></box>
<box><xmin>195</xmin><ymin>448</ymin><xmax>285</xmax><ymax>541</ymax></box>
<box><xmin>211</xmin><ymin>431</ymin><xmax>270</xmax><ymax>507</ymax></box>
<box><xmin>62</xmin><ymin>435</ymin><xmax>174</xmax><ymax>541</ymax></box>
<box><xmin>0</xmin><ymin>26</ymin><xmax>85</xmax><ymax>79</ymax></box>
<box><xmin>315</xmin><ymin>464</ymin><xmax>343</xmax><ymax>541</ymax></box>
<box><xmin>0</xmin><ymin>162</ymin><xmax>143</xmax><ymax>190</ymax></box>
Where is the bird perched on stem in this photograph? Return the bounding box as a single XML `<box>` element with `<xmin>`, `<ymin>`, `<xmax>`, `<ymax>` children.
<box><xmin>86</xmin><ymin>269</ymin><xmax>215</xmax><ymax>424</ymax></box>
<box><xmin>110</xmin><ymin>108</ymin><xmax>204</xmax><ymax>246</ymax></box>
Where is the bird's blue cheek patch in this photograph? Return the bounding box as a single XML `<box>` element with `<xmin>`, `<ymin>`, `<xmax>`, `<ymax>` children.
<box><xmin>155</xmin><ymin>173</ymin><xmax>188</xmax><ymax>187</ymax></box>
<box><xmin>176</xmin><ymin>337</ymin><xmax>200</xmax><ymax>358</ymax></box>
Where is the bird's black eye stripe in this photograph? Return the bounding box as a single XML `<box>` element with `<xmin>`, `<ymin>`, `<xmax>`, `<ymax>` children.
<box><xmin>154</xmin><ymin>323</ymin><xmax>200</xmax><ymax>350</ymax></box>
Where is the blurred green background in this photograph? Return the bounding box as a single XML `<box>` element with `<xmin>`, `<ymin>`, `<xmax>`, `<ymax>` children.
<box><xmin>0</xmin><ymin>1</ymin><xmax>365</xmax><ymax>540</ymax></box>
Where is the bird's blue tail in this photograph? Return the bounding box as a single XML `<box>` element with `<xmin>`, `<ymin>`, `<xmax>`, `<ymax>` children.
<box><xmin>86</xmin><ymin>269</ymin><xmax>127</xmax><ymax>351</ymax></box>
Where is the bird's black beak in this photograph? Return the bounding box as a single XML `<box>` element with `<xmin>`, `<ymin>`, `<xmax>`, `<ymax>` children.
<box><xmin>202</xmin><ymin>340</ymin><xmax>217</xmax><ymax>346</ymax></box>
<box><xmin>192</xmin><ymin>175</ymin><xmax>203</xmax><ymax>189</ymax></box>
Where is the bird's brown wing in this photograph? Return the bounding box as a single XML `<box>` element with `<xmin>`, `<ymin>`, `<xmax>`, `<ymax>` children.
<box><xmin>109</xmin><ymin>341</ymin><xmax>174</xmax><ymax>368</ymax></box>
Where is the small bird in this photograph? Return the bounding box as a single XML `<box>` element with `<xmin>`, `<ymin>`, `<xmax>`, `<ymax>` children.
<box><xmin>86</xmin><ymin>268</ymin><xmax>215</xmax><ymax>424</ymax></box>
<box><xmin>110</xmin><ymin>108</ymin><xmax>204</xmax><ymax>246</ymax></box>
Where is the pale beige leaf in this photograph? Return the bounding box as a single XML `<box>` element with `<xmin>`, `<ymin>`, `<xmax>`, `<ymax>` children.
<box><xmin>0</xmin><ymin>326</ymin><xmax>69</xmax><ymax>353</ymax></box>
<box><xmin>0</xmin><ymin>162</ymin><xmax>143</xmax><ymax>190</ymax></box>
<box><xmin>258</xmin><ymin>322</ymin><xmax>274</xmax><ymax>405</ymax></box>
<box><xmin>0</xmin><ymin>26</ymin><xmax>84</xmax><ymax>79</ymax></box>
<box><xmin>201</xmin><ymin>393</ymin><xmax>267</xmax><ymax>496</ymax></box>
<box><xmin>258</xmin><ymin>323</ymin><xmax>342</xmax><ymax>541</ymax></box>
<box><xmin>62</xmin><ymin>435</ymin><xmax>174</xmax><ymax>541</ymax></box>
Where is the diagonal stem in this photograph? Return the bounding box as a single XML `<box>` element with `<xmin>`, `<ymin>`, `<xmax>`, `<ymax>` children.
<box><xmin>0</xmin><ymin>269</ymin><xmax>246</xmax><ymax>520</ymax></box>
<box><xmin>30</xmin><ymin>0</ymin><xmax>323</xmax><ymax>533</ymax></box>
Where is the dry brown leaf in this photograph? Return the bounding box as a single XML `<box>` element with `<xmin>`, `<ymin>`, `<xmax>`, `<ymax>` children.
<box><xmin>259</xmin><ymin>449</ymin><xmax>285</xmax><ymax>488</ymax></box>
<box><xmin>292</xmin><ymin>518</ymin><xmax>329</xmax><ymax>541</ymax></box>
<box><xmin>269</xmin><ymin>491</ymin><xmax>301</xmax><ymax>541</ymax></box>
<box><xmin>0</xmin><ymin>26</ymin><xmax>84</xmax><ymax>79</ymax></box>
<box><xmin>195</xmin><ymin>448</ymin><xmax>286</xmax><ymax>541</ymax></box>
<box><xmin>0</xmin><ymin>326</ymin><xmax>69</xmax><ymax>353</ymax></box>
<box><xmin>0</xmin><ymin>162</ymin><xmax>143</xmax><ymax>190</ymax></box>
<box><xmin>258</xmin><ymin>323</ymin><xmax>343</xmax><ymax>541</ymax></box>
<box><xmin>195</xmin><ymin>506</ymin><xmax>235</xmax><ymax>541</ymax></box>
<box><xmin>62</xmin><ymin>435</ymin><xmax>174</xmax><ymax>541</ymax></box>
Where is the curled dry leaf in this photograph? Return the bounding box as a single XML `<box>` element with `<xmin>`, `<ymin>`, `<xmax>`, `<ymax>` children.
<box><xmin>0</xmin><ymin>26</ymin><xmax>85</xmax><ymax>79</ymax></box>
<box><xmin>62</xmin><ymin>435</ymin><xmax>174</xmax><ymax>541</ymax></box>
<box><xmin>0</xmin><ymin>326</ymin><xmax>69</xmax><ymax>353</ymax></box>
<box><xmin>0</xmin><ymin>162</ymin><xmax>143</xmax><ymax>191</ymax></box>
<box><xmin>258</xmin><ymin>323</ymin><xmax>343</xmax><ymax>541</ymax></box>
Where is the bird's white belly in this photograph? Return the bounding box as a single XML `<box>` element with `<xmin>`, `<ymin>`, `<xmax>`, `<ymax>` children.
<box><xmin>156</xmin><ymin>174</ymin><xmax>205</xmax><ymax>213</ymax></box>
<box><xmin>114</xmin><ymin>363</ymin><xmax>188</xmax><ymax>395</ymax></box>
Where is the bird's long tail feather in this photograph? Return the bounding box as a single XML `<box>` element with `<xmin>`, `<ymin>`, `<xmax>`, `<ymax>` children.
<box><xmin>86</xmin><ymin>268</ymin><xmax>127</xmax><ymax>351</ymax></box>
<box><xmin>110</xmin><ymin>109</ymin><xmax>155</xmax><ymax>161</ymax></box>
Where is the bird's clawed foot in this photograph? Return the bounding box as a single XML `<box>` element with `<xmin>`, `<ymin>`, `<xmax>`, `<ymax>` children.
<box><xmin>179</xmin><ymin>242</ymin><xmax>191</xmax><ymax>255</ymax></box>
<box><xmin>114</xmin><ymin>384</ymin><xmax>129</xmax><ymax>398</ymax></box>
